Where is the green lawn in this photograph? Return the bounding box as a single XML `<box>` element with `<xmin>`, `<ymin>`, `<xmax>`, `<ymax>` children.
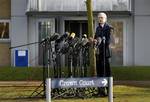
<box><xmin>0</xmin><ymin>85</ymin><xmax>149</xmax><ymax>102</ymax></box>
<box><xmin>112</xmin><ymin>66</ymin><xmax>150</xmax><ymax>81</ymax></box>
<box><xmin>0</xmin><ymin>66</ymin><xmax>150</xmax><ymax>81</ymax></box>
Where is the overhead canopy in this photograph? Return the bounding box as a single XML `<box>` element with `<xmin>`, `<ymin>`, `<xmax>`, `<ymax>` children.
<box><xmin>27</xmin><ymin>0</ymin><xmax>131</xmax><ymax>12</ymax></box>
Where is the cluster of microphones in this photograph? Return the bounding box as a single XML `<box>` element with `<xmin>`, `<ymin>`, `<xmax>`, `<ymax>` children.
<box><xmin>40</xmin><ymin>32</ymin><xmax>107</xmax><ymax>78</ymax></box>
<box><xmin>41</xmin><ymin>32</ymin><xmax>91</xmax><ymax>54</ymax></box>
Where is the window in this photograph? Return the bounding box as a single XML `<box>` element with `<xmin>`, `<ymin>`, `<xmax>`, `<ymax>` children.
<box><xmin>65</xmin><ymin>20</ymin><xmax>88</xmax><ymax>38</ymax></box>
<box><xmin>38</xmin><ymin>19</ymin><xmax>55</xmax><ymax>65</ymax></box>
<box><xmin>0</xmin><ymin>21</ymin><xmax>9</xmax><ymax>39</ymax></box>
<box><xmin>110</xmin><ymin>21</ymin><xmax>124</xmax><ymax>65</ymax></box>
<box><xmin>39</xmin><ymin>21</ymin><xmax>53</xmax><ymax>41</ymax></box>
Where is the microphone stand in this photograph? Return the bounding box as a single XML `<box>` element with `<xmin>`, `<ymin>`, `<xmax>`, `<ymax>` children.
<box><xmin>50</xmin><ymin>42</ymin><xmax>58</xmax><ymax>78</ymax></box>
<box><xmin>9</xmin><ymin>42</ymin><xmax>39</xmax><ymax>49</ymax></box>
<box><xmin>43</xmin><ymin>41</ymin><xmax>47</xmax><ymax>97</ymax></box>
<box><xmin>81</xmin><ymin>46</ymin><xmax>87</xmax><ymax>77</ymax></box>
<box><xmin>29</xmin><ymin>40</ymin><xmax>48</xmax><ymax>98</ymax></box>
<box><xmin>68</xmin><ymin>48</ymin><xmax>73</xmax><ymax>78</ymax></box>
<box><xmin>10</xmin><ymin>40</ymin><xmax>47</xmax><ymax>98</ymax></box>
<box><xmin>102</xmin><ymin>37</ymin><xmax>106</xmax><ymax>77</ymax></box>
<box><xmin>82</xmin><ymin>45</ymin><xmax>88</xmax><ymax>77</ymax></box>
<box><xmin>10</xmin><ymin>37</ymin><xmax>56</xmax><ymax>98</ymax></box>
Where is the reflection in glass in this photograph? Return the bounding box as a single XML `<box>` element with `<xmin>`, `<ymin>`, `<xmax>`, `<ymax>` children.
<box><xmin>39</xmin><ymin>21</ymin><xmax>52</xmax><ymax>42</ymax></box>
<box><xmin>0</xmin><ymin>22</ymin><xmax>9</xmax><ymax>39</ymax></box>
<box><xmin>38</xmin><ymin>21</ymin><xmax>53</xmax><ymax>65</ymax></box>
<box><xmin>110</xmin><ymin>21</ymin><xmax>123</xmax><ymax>65</ymax></box>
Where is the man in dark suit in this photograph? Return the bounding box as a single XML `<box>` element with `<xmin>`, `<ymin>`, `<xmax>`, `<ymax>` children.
<box><xmin>94</xmin><ymin>12</ymin><xmax>114</xmax><ymax>96</ymax></box>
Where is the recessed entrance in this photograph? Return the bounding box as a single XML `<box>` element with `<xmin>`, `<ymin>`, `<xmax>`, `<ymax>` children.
<box><xmin>65</xmin><ymin>20</ymin><xmax>88</xmax><ymax>38</ymax></box>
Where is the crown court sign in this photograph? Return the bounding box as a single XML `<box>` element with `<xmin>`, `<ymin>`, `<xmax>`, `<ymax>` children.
<box><xmin>51</xmin><ymin>77</ymin><xmax>108</xmax><ymax>88</ymax></box>
<box><xmin>46</xmin><ymin>77</ymin><xmax>113</xmax><ymax>102</ymax></box>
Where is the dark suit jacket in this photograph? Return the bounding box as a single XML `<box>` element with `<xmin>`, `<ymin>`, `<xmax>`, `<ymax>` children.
<box><xmin>95</xmin><ymin>23</ymin><xmax>113</xmax><ymax>58</ymax></box>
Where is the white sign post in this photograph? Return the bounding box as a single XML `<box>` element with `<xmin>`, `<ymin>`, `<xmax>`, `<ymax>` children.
<box><xmin>46</xmin><ymin>78</ymin><xmax>51</xmax><ymax>102</ymax></box>
<box><xmin>108</xmin><ymin>77</ymin><xmax>113</xmax><ymax>102</ymax></box>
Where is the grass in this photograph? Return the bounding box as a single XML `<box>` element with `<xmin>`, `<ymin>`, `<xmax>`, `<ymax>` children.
<box><xmin>112</xmin><ymin>66</ymin><xmax>150</xmax><ymax>81</ymax></box>
<box><xmin>0</xmin><ymin>85</ymin><xmax>149</xmax><ymax>102</ymax></box>
<box><xmin>0</xmin><ymin>67</ymin><xmax>43</xmax><ymax>81</ymax></box>
<box><xmin>0</xmin><ymin>66</ymin><xmax>150</xmax><ymax>81</ymax></box>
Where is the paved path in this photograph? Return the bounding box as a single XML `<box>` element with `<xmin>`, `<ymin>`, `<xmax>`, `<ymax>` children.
<box><xmin>114</xmin><ymin>81</ymin><xmax>150</xmax><ymax>87</ymax></box>
<box><xmin>0</xmin><ymin>81</ymin><xmax>149</xmax><ymax>87</ymax></box>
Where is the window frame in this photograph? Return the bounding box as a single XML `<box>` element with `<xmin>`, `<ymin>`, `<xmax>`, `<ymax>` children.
<box><xmin>108</xmin><ymin>18</ymin><xmax>127</xmax><ymax>66</ymax></box>
<box><xmin>0</xmin><ymin>20</ymin><xmax>10</xmax><ymax>42</ymax></box>
<box><xmin>36</xmin><ymin>18</ymin><xmax>55</xmax><ymax>65</ymax></box>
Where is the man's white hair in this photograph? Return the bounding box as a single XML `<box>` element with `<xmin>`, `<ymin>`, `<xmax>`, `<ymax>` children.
<box><xmin>98</xmin><ymin>12</ymin><xmax>107</xmax><ymax>19</ymax></box>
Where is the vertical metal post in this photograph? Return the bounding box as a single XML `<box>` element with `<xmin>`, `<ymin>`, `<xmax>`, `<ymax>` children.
<box><xmin>108</xmin><ymin>77</ymin><xmax>113</xmax><ymax>102</ymax></box>
<box><xmin>70</xmin><ymin>55</ymin><xmax>73</xmax><ymax>78</ymax></box>
<box><xmin>47</xmin><ymin>49</ymin><xmax>50</xmax><ymax>78</ymax></box>
<box><xmin>46</xmin><ymin>78</ymin><xmax>51</xmax><ymax>102</ymax></box>
<box><xmin>103</xmin><ymin>37</ymin><xmax>106</xmax><ymax>77</ymax></box>
<box><xmin>43</xmin><ymin>42</ymin><xmax>46</xmax><ymax>97</ymax></box>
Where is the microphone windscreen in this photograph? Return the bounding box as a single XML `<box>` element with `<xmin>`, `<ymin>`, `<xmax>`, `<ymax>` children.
<box><xmin>82</xmin><ymin>34</ymin><xmax>87</xmax><ymax>38</ymax></box>
<box><xmin>102</xmin><ymin>36</ymin><xmax>106</xmax><ymax>40</ymax></box>
<box><xmin>50</xmin><ymin>33</ymin><xmax>59</xmax><ymax>41</ymax></box>
<box><xmin>70</xmin><ymin>32</ymin><xmax>75</xmax><ymax>38</ymax></box>
<box><xmin>56</xmin><ymin>32</ymin><xmax>69</xmax><ymax>43</ymax></box>
<box><xmin>82</xmin><ymin>38</ymin><xmax>89</xmax><ymax>46</ymax></box>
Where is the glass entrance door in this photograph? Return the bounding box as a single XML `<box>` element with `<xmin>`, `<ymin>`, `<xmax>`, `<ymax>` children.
<box><xmin>38</xmin><ymin>19</ymin><xmax>55</xmax><ymax>65</ymax></box>
<box><xmin>64</xmin><ymin>20</ymin><xmax>88</xmax><ymax>68</ymax></box>
<box><xmin>65</xmin><ymin>20</ymin><xmax>88</xmax><ymax>38</ymax></box>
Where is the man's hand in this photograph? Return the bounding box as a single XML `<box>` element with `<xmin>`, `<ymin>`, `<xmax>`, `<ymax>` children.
<box><xmin>96</xmin><ymin>37</ymin><xmax>102</xmax><ymax>46</ymax></box>
<box><xmin>89</xmin><ymin>37</ymin><xmax>97</xmax><ymax>45</ymax></box>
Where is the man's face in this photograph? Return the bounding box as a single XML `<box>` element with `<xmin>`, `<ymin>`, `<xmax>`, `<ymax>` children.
<box><xmin>98</xmin><ymin>16</ymin><xmax>106</xmax><ymax>24</ymax></box>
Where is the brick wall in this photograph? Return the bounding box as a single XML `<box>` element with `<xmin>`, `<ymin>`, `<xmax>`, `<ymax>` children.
<box><xmin>0</xmin><ymin>43</ymin><xmax>10</xmax><ymax>66</ymax></box>
<box><xmin>0</xmin><ymin>0</ymin><xmax>11</xmax><ymax>19</ymax></box>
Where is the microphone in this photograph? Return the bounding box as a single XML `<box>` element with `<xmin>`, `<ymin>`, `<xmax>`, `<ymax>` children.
<box><xmin>40</xmin><ymin>33</ymin><xmax>59</xmax><ymax>44</ymax></box>
<box><xmin>70</xmin><ymin>32</ymin><xmax>75</xmax><ymax>38</ymax></box>
<box><xmin>102</xmin><ymin>36</ymin><xmax>106</xmax><ymax>44</ymax></box>
<box><xmin>96</xmin><ymin>37</ymin><xmax>102</xmax><ymax>46</ymax></box>
<box><xmin>102</xmin><ymin>36</ymin><xmax>106</xmax><ymax>40</ymax></box>
<box><xmin>40</xmin><ymin>37</ymin><xmax>49</xmax><ymax>44</ymax></box>
<box><xmin>81</xmin><ymin>34</ymin><xmax>89</xmax><ymax>46</ymax></box>
<box><xmin>82</xmin><ymin>34</ymin><xmax>87</xmax><ymax>38</ymax></box>
<box><xmin>68</xmin><ymin>32</ymin><xmax>75</xmax><ymax>40</ymax></box>
<box><xmin>82</xmin><ymin>38</ymin><xmax>89</xmax><ymax>46</ymax></box>
<box><xmin>69</xmin><ymin>37</ymin><xmax>79</xmax><ymax>47</ymax></box>
<box><xmin>49</xmin><ymin>33</ymin><xmax>60</xmax><ymax>41</ymax></box>
<box><xmin>56</xmin><ymin>32</ymin><xmax>69</xmax><ymax>43</ymax></box>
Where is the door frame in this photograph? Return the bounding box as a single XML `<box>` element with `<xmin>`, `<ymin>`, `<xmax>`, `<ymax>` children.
<box><xmin>36</xmin><ymin>18</ymin><xmax>55</xmax><ymax>65</ymax></box>
<box><xmin>108</xmin><ymin>18</ymin><xmax>127</xmax><ymax>66</ymax></box>
<box><xmin>61</xmin><ymin>16</ymin><xmax>89</xmax><ymax>35</ymax></box>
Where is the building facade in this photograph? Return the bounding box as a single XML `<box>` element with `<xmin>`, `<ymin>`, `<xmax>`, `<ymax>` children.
<box><xmin>0</xmin><ymin>0</ymin><xmax>150</xmax><ymax>66</ymax></box>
